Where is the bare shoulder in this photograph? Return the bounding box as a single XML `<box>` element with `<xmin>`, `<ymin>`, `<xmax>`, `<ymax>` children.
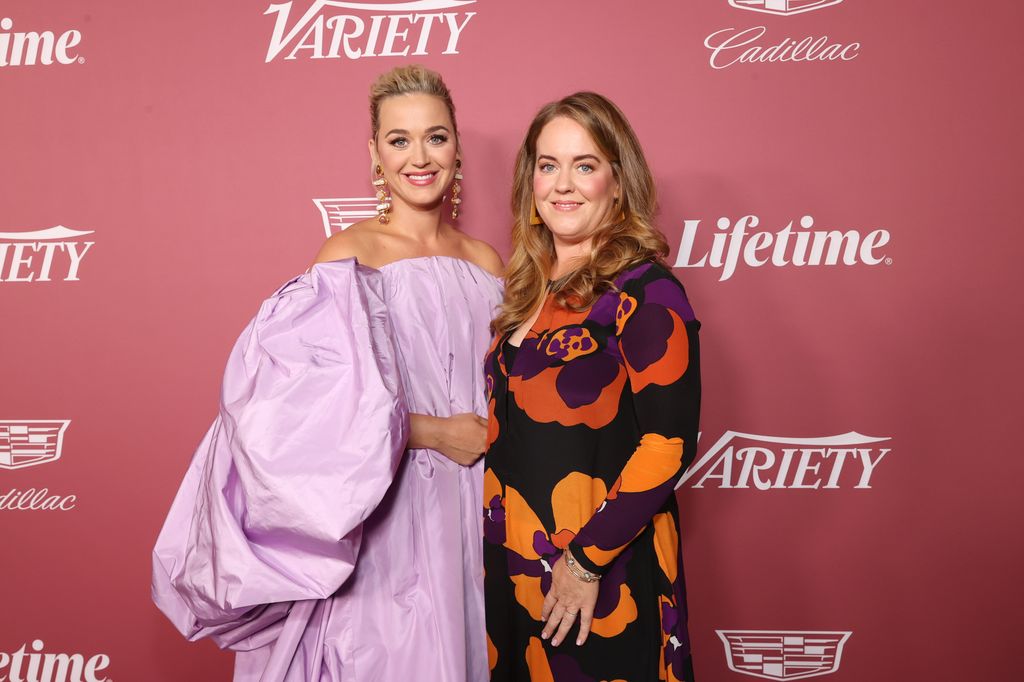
<box><xmin>457</xmin><ymin>234</ymin><xmax>504</xmax><ymax>278</ymax></box>
<box><xmin>311</xmin><ymin>220</ymin><xmax>378</xmax><ymax>267</ymax></box>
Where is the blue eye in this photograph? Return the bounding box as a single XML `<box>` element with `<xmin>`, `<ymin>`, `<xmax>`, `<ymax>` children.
<box><xmin>389</xmin><ymin>137</ymin><xmax>408</xmax><ymax>148</ymax></box>
<box><xmin>539</xmin><ymin>162</ymin><xmax>556</xmax><ymax>173</ymax></box>
<box><xmin>428</xmin><ymin>134</ymin><xmax>449</xmax><ymax>145</ymax></box>
<box><xmin>578</xmin><ymin>164</ymin><xmax>593</xmax><ymax>173</ymax></box>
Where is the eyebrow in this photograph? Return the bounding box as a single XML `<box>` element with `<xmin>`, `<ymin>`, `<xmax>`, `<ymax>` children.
<box><xmin>537</xmin><ymin>154</ymin><xmax>601</xmax><ymax>163</ymax></box>
<box><xmin>384</xmin><ymin>125</ymin><xmax>452</xmax><ymax>136</ymax></box>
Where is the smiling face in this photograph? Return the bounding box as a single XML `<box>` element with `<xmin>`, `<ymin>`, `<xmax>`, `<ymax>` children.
<box><xmin>533</xmin><ymin>116</ymin><xmax>620</xmax><ymax>254</ymax></box>
<box><xmin>370</xmin><ymin>93</ymin><xmax>459</xmax><ymax>215</ymax></box>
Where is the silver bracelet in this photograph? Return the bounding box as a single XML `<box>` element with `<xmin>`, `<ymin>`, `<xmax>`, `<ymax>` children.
<box><xmin>564</xmin><ymin>548</ymin><xmax>601</xmax><ymax>583</ymax></box>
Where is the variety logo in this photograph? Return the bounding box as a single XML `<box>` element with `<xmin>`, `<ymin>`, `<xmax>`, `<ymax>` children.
<box><xmin>0</xmin><ymin>640</ymin><xmax>111</xmax><ymax>682</ymax></box>
<box><xmin>0</xmin><ymin>420</ymin><xmax>70</xmax><ymax>470</ymax></box>
<box><xmin>0</xmin><ymin>226</ymin><xmax>95</xmax><ymax>283</ymax></box>
<box><xmin>265</xmin><ymin>0</ymin><xmax>477</xmax><ymax>62</ymax></box>
<box><xmin>314</xmin><ymin>197</ymin><xmax>377</xmax><ymax>236</ymax></box>
<box><xmin>679</xmin><ymin>431</ymin><xmax>891</xmax><ymax>490</ymax></box>
<box><xmin>717</xmin><ymin>630</ymin><xmax>851</xmax><ymax>680</ymax></box>
<box><xmin>673</xmin><ymin>215</ymin><xmax>891</xmax><ymax>282</ymax></box>
<box><xmin>728</xmin><ymin>0</ymin><xmax>844</xmax><ymax>17</ymax></box>
<box><xmin>0</xmin><ymin>17</ymin><xmax>84</xmax><ymax>67</ymax></box>
<box><xmin>704</xmin><ymin>1</ymin><xmax>859</xmax><ymax>69</ymax></box>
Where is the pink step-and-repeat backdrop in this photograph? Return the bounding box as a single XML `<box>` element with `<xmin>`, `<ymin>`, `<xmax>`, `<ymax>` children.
<box><xmin>2</xmin><ymin>1</ymin><xmax>1021</xmax><ymax>680</ymax></box>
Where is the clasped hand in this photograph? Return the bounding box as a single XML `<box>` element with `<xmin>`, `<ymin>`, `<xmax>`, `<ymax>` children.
<box><xmin>409</xmin><ymin>413</ymin><xmax>488</xmax><ymax>466</ymax></box>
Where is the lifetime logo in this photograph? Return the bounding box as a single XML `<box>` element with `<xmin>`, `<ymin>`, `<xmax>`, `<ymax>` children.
<box><xmin>0</xmin><ymin>640</ymin><xmax>110</xmax><ymax>682</ymax></box>
<box><xmin>678</xmin><ymin>431</ymin><xmax>891</xmax><ymax>490</ymax></box>
<box><xmin>0</xmin><ymin>226</ymin><xmax>95</xmax><ymax>283</ymax></box>
<box><xmin>0</xmin><ymin>17</ymin><xmax>84</xmax><ymax>67</ymax></box>
<box><xmin>673</xmin><ymin>215</ymin><xmax>891</xmax><ymax>282</ymax></box>
<box><xmin>265</xmin><ymin>0</ymin><xmax>477</xmax><ymax>62</ymax></box>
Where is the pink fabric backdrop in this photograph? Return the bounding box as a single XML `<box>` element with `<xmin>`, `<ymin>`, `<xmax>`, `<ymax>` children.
<box><xmin>1</xmin><ymin>0</ymin><xmax>1021</xmax><ymax>680</ymax></box>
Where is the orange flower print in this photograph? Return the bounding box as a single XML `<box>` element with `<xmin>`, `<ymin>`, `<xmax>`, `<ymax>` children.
<box><xmin>545</xmin><ymin>326</ymin><xmax>599</xmax><ymax>362</ymax></box>
<box><xmin>615</xmin><ymin>292</ymin><xmax>637</xmax><ymax>336</ymax></box>
<box><xmin>550</xmin><ymin>472</ymin><xmax>608</xmax><ymax>548</ymax></box>
<box><xmin>590</xmin><ymin>582</ymin><xmax>638</xmax><ymax>638</ymax></box>
<box><xmin>487</xmin><ymin>632</ymin><xmax>499</xmax><ymax>673</ymax></box>
<box><xmin>509</xmin><ymin>363</ymin><xmax>626</xmax><ymax>430</ymax></box>
<box><xmin>525</xmin><ymin>637</ymin><xmax>554</xmax><ymax>682</ymax></box>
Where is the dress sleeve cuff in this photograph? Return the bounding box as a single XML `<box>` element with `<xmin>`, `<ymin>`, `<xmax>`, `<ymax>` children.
<box><xmin>567</xmin><ymin>539</ymin><xmax>607</xmax><ymax>576</ymax></box>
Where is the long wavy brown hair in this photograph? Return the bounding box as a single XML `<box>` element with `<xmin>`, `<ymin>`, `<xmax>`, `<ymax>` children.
<box><xmin>492</xmin><ymin>92</ymin><xmax>670</xmax><ymax>335</ymax></box>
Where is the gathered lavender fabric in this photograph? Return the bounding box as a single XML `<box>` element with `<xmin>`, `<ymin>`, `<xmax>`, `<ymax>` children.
<box><xmin>152</xmin><ymin>257</ymin><xmax>503</xmax><ymax>681</ymax></box>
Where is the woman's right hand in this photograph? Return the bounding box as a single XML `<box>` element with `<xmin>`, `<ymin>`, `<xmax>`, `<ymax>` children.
<box><xmin>409</xmin><ymin>413</ymin><xmax>488</xmax><ymax>466</ymax></box>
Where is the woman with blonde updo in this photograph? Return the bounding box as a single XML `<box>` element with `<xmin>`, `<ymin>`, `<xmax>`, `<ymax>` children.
<box><xmin>483</xmin><ymin>93</ymin><xmax>700</xmax><ymax>681</ymax></box>
<box><xmin>154</xmin><ymin>65</ymin><xmax>502</xmax><ymax>681</ymax></box>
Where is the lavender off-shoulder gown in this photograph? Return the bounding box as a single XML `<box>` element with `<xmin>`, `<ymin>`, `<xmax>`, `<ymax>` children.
<box><xmin>152</xmin><ymin>257</ymin><xmax>503</xmax><ymax>681</ymax></box>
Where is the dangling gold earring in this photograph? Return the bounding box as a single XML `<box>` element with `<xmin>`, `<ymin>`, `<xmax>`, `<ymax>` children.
<box><xmin>374</xmin><ymin>164</ymin><xmax>391</xmax><ymax>224</ymax></box>
<box><xmin>450</xmin><ymin>159</ymin><xmax>463</xmax><ymax>220</ymax></box>
<box><xmin>529</xmin><ymin>202</ymin><xmax>543</xmax><ymax>225</ymax></box>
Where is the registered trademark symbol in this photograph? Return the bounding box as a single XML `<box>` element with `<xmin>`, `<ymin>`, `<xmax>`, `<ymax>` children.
<box><xmin>884</xmin><ymin>257</ymin><xmax>893</xmax><ymax>265</ymax></box>
<box><xmin>78</xmin><ymin>56</ymin><xmax>85</xmax><ymax>64</ymax></box>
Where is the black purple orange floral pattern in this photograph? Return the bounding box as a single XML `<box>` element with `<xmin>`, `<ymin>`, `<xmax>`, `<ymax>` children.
<box><xmin>484</xmin><ymin>261</ymin><xmax>701</xmax><ymax>681</ymax></box>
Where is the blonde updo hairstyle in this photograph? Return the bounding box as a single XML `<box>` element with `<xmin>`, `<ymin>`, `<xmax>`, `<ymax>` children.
<box><xmin>369</xmin><ymin>64</ymin><xmax>460</xmax><ymax>142</ymax></box>
<box><xmin>492</xmin><ymin>92</ymin><xmax>669</xmax><ymax>335</ymax></box>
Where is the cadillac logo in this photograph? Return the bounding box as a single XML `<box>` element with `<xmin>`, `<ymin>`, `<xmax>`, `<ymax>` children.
<box><xmin>0</xmin><ymin>420</ymin><xmax>70</xmax><ymax>470</ymax></box>
<box><xmin>313</xmin><ymin>197</ymin><xmax>377</xmax><ymax>236</ymax></box>
<box><xmin>717</xmin><ymin>630</ymin><xmax>852</xmax><ymax>680</ymax></box>
<box><xmin>729</xmin><ymin>0</ymin><xmax>844</xmax><ymax>15</ymax></box>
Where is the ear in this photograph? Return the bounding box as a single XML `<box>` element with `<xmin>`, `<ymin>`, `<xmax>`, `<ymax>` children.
<box><xmin>367</xmin><ymin>138</ymin><xmax>378</xmax><ymax>167</ymax></box>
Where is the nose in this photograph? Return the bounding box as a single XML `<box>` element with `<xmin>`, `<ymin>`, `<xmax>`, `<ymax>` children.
<box><xmin>411</xmin><ymin>142</ymin><xmax>430</xmax><ymax>167</ymax></box>
<box><xmin>554</xmin><ymin>167</ymin><xmax>574</xmax><ymax>193</ymax></box>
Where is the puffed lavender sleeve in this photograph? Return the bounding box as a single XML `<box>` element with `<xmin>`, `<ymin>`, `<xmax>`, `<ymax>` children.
<box><xmin>151</xmin><ymin>259</ymin><xmax>408</xmax><ymax>645</ymax></box>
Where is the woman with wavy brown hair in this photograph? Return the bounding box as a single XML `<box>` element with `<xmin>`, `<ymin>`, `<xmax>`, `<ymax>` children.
<box><xmin>483</xmin><ymin>92</ymin><xmax>701</xmax><ymax>681</ymax></box>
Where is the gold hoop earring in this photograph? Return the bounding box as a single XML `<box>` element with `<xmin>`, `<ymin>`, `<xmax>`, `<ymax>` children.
<box><xmin>529</xmin><ymin>202</ymin><xmax>543</xmax><ymax>225</ymax></box>
<box><xmin>450</xmin><ymin>159</ymin><xmax>463</xmax><ymax>220</ymax></box>
<box><xmin>373</xmin><ymin>164</ymin><xmax>391</xmax><ymax>224</ymax></box>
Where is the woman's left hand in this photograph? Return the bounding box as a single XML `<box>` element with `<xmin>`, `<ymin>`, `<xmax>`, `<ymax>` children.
<box><xmin>540</xmin><ymin>553</ymin><xmax>600</xmax><ymax>647</ymax></box>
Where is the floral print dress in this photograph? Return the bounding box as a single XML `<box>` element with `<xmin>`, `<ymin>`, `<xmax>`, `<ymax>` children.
<box><xmin>483</xmin><ymin>261</ymin><xmax>701</xmax><ymax>682</ymax></box>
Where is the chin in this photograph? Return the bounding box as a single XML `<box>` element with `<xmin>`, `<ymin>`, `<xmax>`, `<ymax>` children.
<box><xmin>402</xmin><ymin>196</ymin><xmax>446</xmax><ymax>212</ymax></box>
<box><xmin>544</xmin><ymin>219</ymin><xmax>589</xmax><ymax>239</ymax></box>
